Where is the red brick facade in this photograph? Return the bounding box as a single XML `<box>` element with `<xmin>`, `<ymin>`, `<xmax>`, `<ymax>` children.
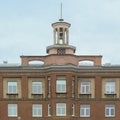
<box><xmin>0</xmin><ymin>18</ymin><xmax>119</xmax><ymax>120</ymax></box>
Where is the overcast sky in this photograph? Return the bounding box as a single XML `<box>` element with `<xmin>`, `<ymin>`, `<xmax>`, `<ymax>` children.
<box><xmin>0</xmin><ymin>0</ymin><xmax>120</xmax><ymax>65</ymax></box>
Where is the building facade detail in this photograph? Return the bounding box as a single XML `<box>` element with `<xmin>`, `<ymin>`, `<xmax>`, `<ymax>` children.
<box><xmin>0</xmin><ymin>16</ymin><xmax>120</xmax><ymax>120</ymax></box>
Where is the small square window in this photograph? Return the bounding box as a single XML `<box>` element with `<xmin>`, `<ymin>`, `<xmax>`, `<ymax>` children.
<box><xmin>32</xmin><ymin>104</ymin><xmax>42</xmax><ymax>117</ymax></box>
<box><xmin>81</xmin><ymin>82</ymin><xmax>90</xmax><ymax>94</ymax></box>
<box><xmin>8</xmin><ymin>82</ymin><xmax>17</xmax><ymax>94</ymax></box>
<box><xmin>105</xmin><ymin>82</ymin><xmax>115</xmax><ymax>94</ymax></box>
<box><xmin>8</xmin><ymin>104</ymin><xmax>17</xmax><ymax>117</ymax></box>
<box><xmin>56</xmin><ymin>103</ymin><xmax>66</xmax><ymax>116</ymax></box>
<box><xmin>32</xmin><ymin>82</ymin><xmax>42</xmax><ymax>94</ymax></box>
<box><xmin>80</xmin><ymin>104</ymin><xmax>90</xmax><ymax>117</ymax></box>
<box><xmin>105</xmin><ymin>104</ymin><xmax>115</xmax><ymax>117</ymax></box>
<box><xmin>56</xmin><ymin>80</ymin><xmax>66</xmax><ymax>93</ymax></box>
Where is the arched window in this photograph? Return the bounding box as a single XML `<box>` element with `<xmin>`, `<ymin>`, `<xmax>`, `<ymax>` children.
<box><xmin>29</xmin><ymin>60</ymin><xmax>44</xmax><ymax>66</ymax></box>
<box><xmin>78</xmin><ymin>60</ymin><xmax>94</xmax><ymax>66</ymax></box>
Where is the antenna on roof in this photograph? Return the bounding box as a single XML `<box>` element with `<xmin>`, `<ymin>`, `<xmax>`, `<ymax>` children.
<box><xmin>59</xmin><ymin>3</ymin><xmax>64</xmax><ymax>21</ymax></box>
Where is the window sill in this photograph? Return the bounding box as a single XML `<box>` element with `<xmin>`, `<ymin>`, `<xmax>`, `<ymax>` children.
<box><xmin>31</xmin><ymin>93</ymin><xmax>43</xmax><ymax>95</ymax></box>
<box><xmin>56</xmin><ymin>92</ymin><xmax>67</xmax><ymax>94</ymax></box>
<box><xmin>105</xmin><ymin>93</ymin><xmax>116</xmax><ymax>95</ymax></box>
<box><xmin>105</xmin><ymin>116</ymin><xmax>115</xmax><ymax>118</ymax></box>
<box><xmin>80</xmin><ymin>116</ymin><xmax>90</xmax><ymax>118</ymax></box>
<box><xmin>7</xmin><ymin>93</ymin><xmax>18</xmax><ymax>95</ymax></box>
<box><xmin>80</xmin><ymin>93</ymin><xmax>91</xmax><ymax>95</ymax></box>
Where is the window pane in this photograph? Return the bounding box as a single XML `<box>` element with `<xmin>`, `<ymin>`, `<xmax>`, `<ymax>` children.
<box><xmin>8</xmin><ymin>104</ymin><xmax>17</xmax><ymax>117</ymax></box>
<box><xmin>48</xmin><ymin>104</ymin><xmax>51</xmax><ymax>116</ymax></box>
<box><xmin>56</xmin><ymin>103</ymin><xmax>66</xmax><ymax>116</ymax></box>
<box><xmin>32</xmin><ymin>82</ymin><xmax>42</xmax><ymax>94</ymax></box>
<box><xmin>32</xmin><ymin>104</ymin><xmax>42</xmax><ymax>117</ymax></box>
<box><xmin>81</xmin><ymin>82</ymin><xmax>90</xmax><ymax>94</ymax></box>
<box><xmin>106</xmin><ymin>82</ymin><xmax>115</xmax><ymax>94</ymax></box>
<box><xmin>80</xmin><ymin>105</ymin><xmax>90</xmax><ymax>117</ymax></box>
<box><xmin>105</xmin><ymin>104</ymin><xmax>115</xmax><ymax>117</ymax></box>
<box><xmin>8</xmin><ymin>82</ymin><xmax>17</xmax><ymax>94</ymax></box>
<box><xmin>56</xmin><ymin>80</ymin><xmax>66</xmax><ymax>93</ymax></box>
<box><xmin>72</xmin><ymin>104</ymin><xmax>75</xmax><ymax>116</ymax></box>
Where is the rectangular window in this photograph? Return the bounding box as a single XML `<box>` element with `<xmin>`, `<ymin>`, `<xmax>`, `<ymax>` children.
<box><xmin>32</xmin><ymin>82</ymin><xmax>42</xmax><ymax>94</ymax></box>
<box><xmin>80</xmin><ymin>104</ymin><xmax>90</xmax><ymax>117</ymax></box>
<box><xmin>56</xmin><ymin>80</ymin><xmax>66</xmax><ymax>93</ymax></box>
<box><xmin>72</xmin><ymin>104</ymin><xmax>75</xmax><ymax>116</ymax></box>
<box><xmin>72</xmin><ymin>80</ymin><xmax>75</xmax><ymax>94</ymax></box>
<box><xmin>105</xmin><ymin>82</ymin><xmax>115</xmax><ymax>94</ymax></box>
<box><xmin>32</xmin><ymin>104</ymin><xmax>42</xmax><ymax>117</ymax></box>
<box><xmin>48</xmin><ymin>104</ymin><xmax>51</xmax><ymax>116</ymax></box>
<box><xmin>48</xmin><ymin>80</ymin><xmax>51</xmax><ymax>94</ymax></box>
<box><xmin>8</xmin><ymin>82</ymin><xmax>17</xmax><ymax>94</ymax></box>
<box><xmin>81</xmin><ymin>82</ymin><xmax>90</xmax><ymax>94</ymax></box>
<box><xmin>105</xmin><ymin>104</ymin><xmax>115</xmax><ymax>117</ymax></box>
<box><xmin>8</xmin><ymin>104</ymin><xmax>17</xmax><ymax>117</ymax></box>
<box><xmin>56</xmin><ymin>103</ymin><xmax>66</xmax><ymax>116</ymax></box>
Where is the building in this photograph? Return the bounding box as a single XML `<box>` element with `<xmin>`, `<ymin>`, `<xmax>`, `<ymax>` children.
<box><xmin>0</xmin><ymin>16</ymin><xmax>120</xmax><ymax>120</ymax></box>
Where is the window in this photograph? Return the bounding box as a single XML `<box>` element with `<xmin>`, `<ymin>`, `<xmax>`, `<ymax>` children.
<box><xmin>80</xmin><ymin>104</ymin><xmax>90</xmax><ymax>117</ymax></box>
<box><xmin>56</xmin><ymin>80</ymin><xmax>66</xmax><ymax>93</ymax></box>
<box><xmin>72</xmin><ymin>80</ymin><xmax>75</xmax><ymax>94</ymax></box>
<box><xmin>48</xmin><ymin>80</ymin><xmax>51</xmax><ymax>94</ymax></box>
<box><xmin>72</xmin><ymin>104</ymin><xmax>75</xmax><ymax>116</ymax></box>
<box><xmin>56</xmin><ymin>103</ymin><xmax>66</xmax><ymax>116</ymax></box>
<box><xmin>81</xmin><ymin>82</ymin><xmax>90</xmax><ymax>94</ymax></box>
<box><xmin>8</xmin><ymin>82</ymin><xmax>17</xmax><ymax>94</ymax></box>
<box><xmin>8</xmin><ymin>104</ymin><xmax>17</xmax><ymax>117</ymax></box>
<box><xmin>32</xmin><ymin>104</ymin><xmax>42</xmax><ymax>117</ymax></box>
<box><xmin>48</xmin><ymin>104</ymin><xmax>51</xmax><ymax>116</ymax></box>
<box><xmin>105</xmin><ymin>104</ymin><xmax>115</xmax><ymax>117</ymax></box>
<box><xmin>105</xmin><ymin>82</ymin><xmax>115</xmax><ymax>94</ymax></box>
<box><xmin>32</xmin><ymin>82</ymin><xmax>42</xmax><ymax>94</ymax></box>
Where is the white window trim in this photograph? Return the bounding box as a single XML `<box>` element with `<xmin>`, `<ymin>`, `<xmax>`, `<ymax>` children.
<box><xmin>80</xmin><ymin>82</ymin><xmax>90</xmax><ymax>94</ymax></box>
<box><xmin>48</xmin><ymin>104</ymin><xmax>51</xmax><ymax>116</ymax></box>
<box><xmin>72</xmin><ymin>104</ymin><xmax>75</xmax><ymax>116</ymax></box>
<box><xmin>32</xmin><ymin>104</ymin><xmax>42</xmax><ymax>117</ymax></box>
<box><xmin>105</xmin><ymin>82</ymin><xmax>115</xmax><ymax>94</ymax></box>
<box><xmin>56</xmin><ymin>103</ymin><xmax>66</xmax><ymax>116</ymax></box>
<box><xmin>105</xmin><ymin>104</ymin><xmax>115</xmax><ymax>117</ymax></box>
<box><xmin>8</xmin><ymin>82</ymin><xmax>17</xmax><ymax>94</ymax></box>
<box><xmin>32</xmin><ymin>82</ymin><xmax>42</xmax><ymax>94</ymax></box>
<box><xmin>56</xmin><ymin>80</ymin><xmax>66</xmax><ymax>93</ymax></box>
<box><xmin>80</xmin><ymin>105</ymin><xmax>90</xmax><ymax>117</ymax></box>
<box><xmin>8</xmin><ymin>104</ymin><xmax>18</xmax><ymax>117</ymax></box>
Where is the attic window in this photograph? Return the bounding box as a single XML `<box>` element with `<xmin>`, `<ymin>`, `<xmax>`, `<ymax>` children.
<box><xmin>57</xmin><ymin>48</ymin><xmax>65</xmax><ymax>55</ymax></box>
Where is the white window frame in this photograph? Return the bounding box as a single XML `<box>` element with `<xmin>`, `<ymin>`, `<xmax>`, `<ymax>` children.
<box><xmin>32</xmin><ymin>82</ymin><xmax>42</xmax><ymax>94</ymax></box>
<box><xmin>56</xmin><ymin>103</ymin><xmax>66</xmax><ymax>116</ymax></box>
<box><xmin>32</xmin><ymin>104</ymin><xmax>42</xmax><ymax>117</ymax></box>
<box><xmin>48</xmin><ymin>104</ymin><xmax>51</xmax><ymax>116</ymax></box>
<box><xmin>105</xmin><ymin>82</ymin><xmax>115</xmax><ymax>94</ymax></box>
<box><xmin>72</xmin><ymin>104</ymin><xmax>75</xmax><ymax>116</ymax></box>
<box><xmin>8</xmin><ymin>82</ymin><xmax>17</xmax><ymax>94</ymax></box>
<box><xmin>80</xmin><ymin>104</ymin><xmax>90</xmax><ymax>117</ymax></box>
<box><xmin>56</xmin><ymin>80</ymin><xmax>66</xmax><ymax>93</ymax></box>
<box><xmin>8</xmin><ymin>104</ymin><xmax>17</xmax><ymax>117</ymax></box>
<box><xmin>81</xmin><ymin>82</ymin><xmax>90</xmax><ymax>94</ymax></box>
<box><xmin>105</xmin><ymin>104</ymin><xmax>115</xmax><ymax>117</ymax></box>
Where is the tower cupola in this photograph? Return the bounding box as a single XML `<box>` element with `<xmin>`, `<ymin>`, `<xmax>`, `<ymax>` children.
<box><xmin>46</xmin><ymin>5</ymin><xmax>76</xmax><ymax>55</ymax></box>
<box><xmin>52</xmin><ymin>19</ymin><xmax>70</xmax><ymax>45</ymax></box>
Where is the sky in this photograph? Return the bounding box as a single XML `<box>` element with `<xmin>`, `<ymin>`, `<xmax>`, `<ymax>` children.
<box><xmin>0</xmin><ymin>0</ymin><xmax>120</xmax><ymax>65</ymax></box>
